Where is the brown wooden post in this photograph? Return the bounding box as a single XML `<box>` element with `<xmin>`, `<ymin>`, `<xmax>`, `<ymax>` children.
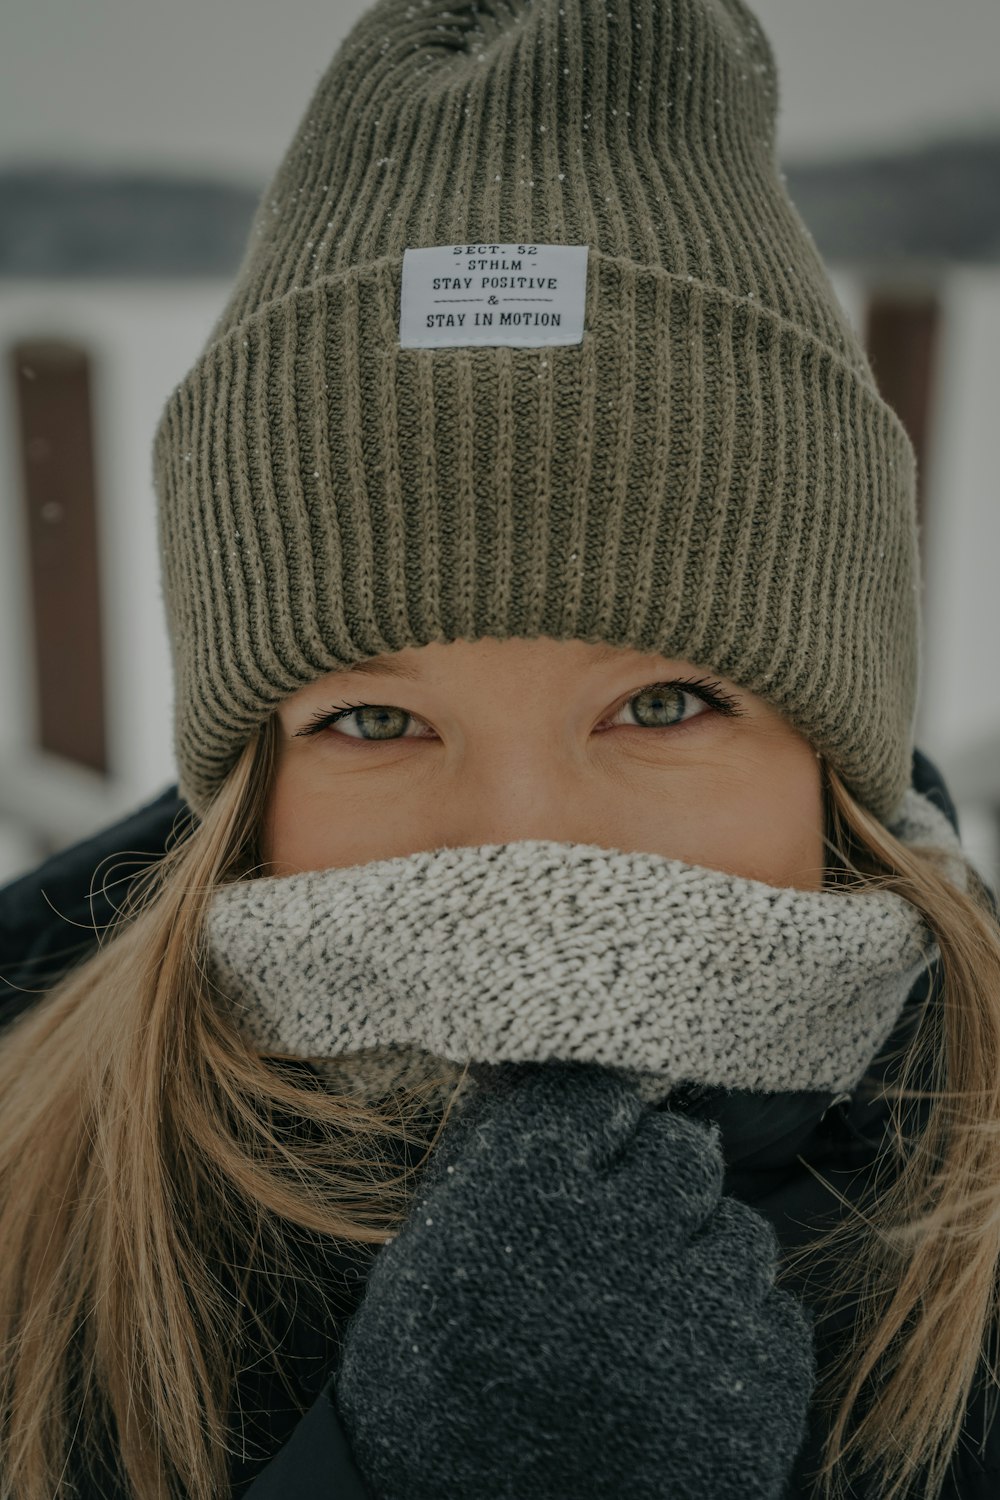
<box><xmin>10</xmin><ymin>338</ymin><xmax>109</xmax><ymax>775</ymax></box>
<box><xmin>863</xmin><ymin>289</ymin><xmax>941</xmax><ymax>543</ymax></box>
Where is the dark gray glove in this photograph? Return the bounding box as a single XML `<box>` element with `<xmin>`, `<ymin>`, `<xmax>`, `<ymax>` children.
<box><xmin>334</xmin><ymin>1059</ymin><xmax>816</xmax><ymax>1500</ymax></box>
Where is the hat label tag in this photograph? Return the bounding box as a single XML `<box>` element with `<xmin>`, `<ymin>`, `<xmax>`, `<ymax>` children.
<box><xmin>399</xmin><ymin>242</ymin><xmax>588</xmax><ymax>348</ymax></box>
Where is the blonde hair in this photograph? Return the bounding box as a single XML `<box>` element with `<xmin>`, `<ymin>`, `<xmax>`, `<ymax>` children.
<box><xmin>789</xmin><ymin>761</ymin><xmax>1000</xmax><ymax>1499</ymax></box>
<box><xmin>0</xmin><ymin>712</ymin><xmax>997</xmax><ymax>1499</ymax></box>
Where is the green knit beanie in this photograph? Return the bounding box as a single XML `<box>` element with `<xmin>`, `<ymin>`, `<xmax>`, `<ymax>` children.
<box><xmin>151</xmin><ymin>0</ymin><xmax>921</xmax><ymax>825</ymax></box>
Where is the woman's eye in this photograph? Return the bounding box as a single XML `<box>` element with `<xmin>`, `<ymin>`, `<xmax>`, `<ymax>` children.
<box><xmin>601</xmin><ymin>683</ymin><xmax>715</xmax><ymax>733</ymax></box>
<box><xmin>318</xmin><ymin>701</ymin><xmax>433</xmax><ymax>743</ymax></box>
<box><xmin>296</xmin><ymin>679</ymin><xmax>743</xmax><ymax>744</ymax></box>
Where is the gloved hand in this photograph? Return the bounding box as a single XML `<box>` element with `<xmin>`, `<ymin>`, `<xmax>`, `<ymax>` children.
<box><xmin>334</xmin><ymin>1059</ymin><xmax>816</xmax><ymax>1500</ymax></box>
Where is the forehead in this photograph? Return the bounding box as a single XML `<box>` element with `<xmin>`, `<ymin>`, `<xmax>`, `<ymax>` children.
<box><xmin>325</xmin><ymin>641</ymin><xmax>638</xmax><ymax>683</ymax></box>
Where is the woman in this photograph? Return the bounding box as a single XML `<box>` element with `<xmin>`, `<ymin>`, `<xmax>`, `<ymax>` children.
<box><xmin>3</xmin><ymin>0</ymin><xmax>1000</xmax><ymax>1495</ymax></box>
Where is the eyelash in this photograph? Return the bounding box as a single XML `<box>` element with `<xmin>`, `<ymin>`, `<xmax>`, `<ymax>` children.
<box><xmin>294</xmin><ymin>675</ymin><xmax>747</xmax><ymax>743</ymax></box>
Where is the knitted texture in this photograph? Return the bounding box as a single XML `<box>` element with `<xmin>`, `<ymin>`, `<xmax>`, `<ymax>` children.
<box><xmin>204</xmin><ymin>782</ymin><xmax>964</xmax><ymax>1113</ymax></box>
<box><xmin>151</xmin><ymin>0</ymin><xmax>921</xmax><ymax>824</ymax></box>
<box><xmin>333</xmin><ymin>1059</ymin><xmax>818</xmax><ymax>1499</ymax></box>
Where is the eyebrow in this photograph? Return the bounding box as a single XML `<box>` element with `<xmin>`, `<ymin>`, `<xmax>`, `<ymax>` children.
<box><xmin>335</xmin><ymin>643</ymin><xmax>643</xmax><ymax>681</ymax></box>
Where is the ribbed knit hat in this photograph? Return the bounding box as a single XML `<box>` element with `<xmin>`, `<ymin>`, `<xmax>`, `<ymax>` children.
<box><xmin>151</xmin><ymin>0</ymin><xmax>921</xmax><ymax>825</ymax></box>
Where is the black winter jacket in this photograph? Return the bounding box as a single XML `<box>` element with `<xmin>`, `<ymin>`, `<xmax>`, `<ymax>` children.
<box><xmin>1</xmin><ymin>747</ymin><xmax>998</xmax><ymax>1499</ymax></box>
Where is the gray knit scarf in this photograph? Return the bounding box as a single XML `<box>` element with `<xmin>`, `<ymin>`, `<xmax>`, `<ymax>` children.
<box><xmin>204</xmin><ymin>785</ymin><xmax>967</xmax><ymax>1111</ymax></box>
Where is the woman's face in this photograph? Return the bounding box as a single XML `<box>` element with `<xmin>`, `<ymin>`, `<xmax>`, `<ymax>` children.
<box><xmin>260</xmin><ymin>636</ymin><xmax>827</xmax><ymax>889</ymax></box>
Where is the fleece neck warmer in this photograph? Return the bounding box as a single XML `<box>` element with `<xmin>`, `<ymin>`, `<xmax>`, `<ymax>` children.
<box><xmin>204</xmin><ymin>786</ymin><xmax>966</xmax><ymax>1111</ymax></box>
